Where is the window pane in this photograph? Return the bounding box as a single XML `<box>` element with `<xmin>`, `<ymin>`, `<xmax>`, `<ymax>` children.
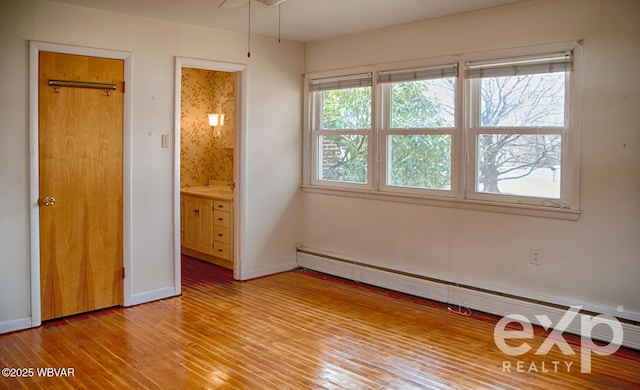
<box><xmin>319</xmin><ymin>134</ymin><xmax>368</xmax><ymax>183</ymax></box>
<box><xmin>391</xmin><ymin>78</ymin><xmax>455</xmax><ymax>128</ymax></box>
<box><xmin>480</xmin><ymin>73</ymin><xmax>565</xmax><ymax>127</ymax></box>
<box><xmin>388</xmin><ymin>134</ymin><xmax>451</xmax><ymax>190</ymax></box>
<box><xmin>322</xmin><ymin>87</ymin><xmax>371</xmax><ymax>129</ymax></box>
<box><xmin>476</xmin><ymin>134</ymin><xmax>561</xmax><ymax>198</ymax></box>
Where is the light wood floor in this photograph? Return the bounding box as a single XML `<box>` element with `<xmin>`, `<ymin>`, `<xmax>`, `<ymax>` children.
<box><xmin>1</xmin><ymin>256</ymin><xmax>638</xmax><ymax>389</ymax></box>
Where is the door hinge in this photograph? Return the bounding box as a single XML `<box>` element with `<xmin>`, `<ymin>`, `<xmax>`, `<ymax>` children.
<box><xmin>122</xmin><ymin>267</ymin><xmax>126</xmax><ymax>279</ymax></box>
<box><xmin>121</xmin><ymin>81</ymin><xmax>126</xmax><ymax>93</ymax></box>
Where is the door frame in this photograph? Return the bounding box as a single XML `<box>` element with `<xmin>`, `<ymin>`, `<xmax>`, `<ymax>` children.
<box><xmin>174</xmin><ymin>57</ymin><xmax>247</xmax><ymax>284</ymax></box>
<box><xmin>29</xmin><ymin>41</ymin><xmax>133</xmax><ymax>327</ymax></box>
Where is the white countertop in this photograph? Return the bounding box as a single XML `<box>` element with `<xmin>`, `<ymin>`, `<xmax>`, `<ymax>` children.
<box><xmin>180</xmin><ymin>186</ymin><xmax>233</xmax><ymax>200</ymax></box>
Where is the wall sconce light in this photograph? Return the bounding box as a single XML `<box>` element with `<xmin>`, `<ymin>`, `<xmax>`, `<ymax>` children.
<box><xmin>208</xmin><ymin>113</ymin><xmax>225</xmax><ymax>127</ymax></box>
<box><xmin>208</xmin><ymin>113</ymin><xmax>225</xmax><ymax>137</ymax></box>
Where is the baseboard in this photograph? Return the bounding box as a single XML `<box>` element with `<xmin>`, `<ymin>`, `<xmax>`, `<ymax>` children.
<box><xmin>130</xmin><ymin>286</ymin><xmax>178</xmax><ymax>306</ymax></box>
<box><xmin>239</xmin><ymin>260</ymin><xmax>299</xmax><ymax>281</ymax></box>
<box><xmin>0</xmin><ymin>317</ymin><xmax>32</xmax><ymax>335</ymax></box>
<box><xmin>297</xmin><ymin>249</ymin><xmax>640</xmax><ymax>350</ymax></box>
<box><xmin>0</xmin><ymin>288</ymin><xmax>179</xmax><ymax>334</ymax></box>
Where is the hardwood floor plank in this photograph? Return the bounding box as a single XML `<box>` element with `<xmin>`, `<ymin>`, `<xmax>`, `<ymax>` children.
<box><xmin>1</xmin><ymin>256</ymin><xmax>638</xmax><ymax>389</ymax></box>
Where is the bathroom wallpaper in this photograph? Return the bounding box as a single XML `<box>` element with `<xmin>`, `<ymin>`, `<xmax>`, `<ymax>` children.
<box><xmin>180</xmin><ymin>67</ymin><xmax>235</xmax><ymax>188</ymax></box>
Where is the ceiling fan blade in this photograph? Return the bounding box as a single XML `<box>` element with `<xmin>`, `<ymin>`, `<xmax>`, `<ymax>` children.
<box><xmin>219</xmin><ymin>0</ymin><xmax>287</xmax><ymax>7</ymax></box>
<box><xmin>219</xmin><ymin>0</ymin><xmax>248</xmax><ymax>8</ymax></box>
<box><xmin>255</xmin><ymin>0</ymin><xmax>287</xmax><ymax>6</ymax></box>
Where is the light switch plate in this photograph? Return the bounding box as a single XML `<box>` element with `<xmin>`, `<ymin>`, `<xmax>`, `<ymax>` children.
<box><xmin>161</xmin><ymin>134</ymin><xmax>170</xmax><ymax>148</ymax></box>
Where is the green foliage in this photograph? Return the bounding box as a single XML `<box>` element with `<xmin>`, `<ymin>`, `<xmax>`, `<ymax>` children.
<box><xmin>321</xmin><ymin>134</ymin><xmax>368</xmax><ymax>183</ymax></box>
<box><xmin>320</xmin><ymin>87</ymin><xmax>371</xmax><ymax>183</ymax></box>
<box><xmin>388</xmin><ymin>80</ymin><xmax>453</xmax><ymax>189</ymax></box>
<box><xmin>389</xmin><ymin>135</ymin><xmax>451</xmax><ymax>190</ymax></box>
<box><xmin>320</xmin><ymin>81</ymin><xmax>452</xmax><ymax>187</ymax></box>
<box><xmin>391</xmin><ymin>80</ymin><xmax>454</xmax><ymax>128</ymax></box>
<box><xmin>322</xmin><ymin>88</ymin><xmax>371</xmax><ymax>129</ymax></box>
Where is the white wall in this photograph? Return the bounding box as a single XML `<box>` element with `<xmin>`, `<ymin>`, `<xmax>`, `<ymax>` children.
<box><xmin>0</xmin><ymin>0</ymin><xmax>302</xmax><ymax>331</ymax></box>
<box><xmin>302</xmin><ymin>0</ymin><xmax>640</xmax><ymax>319</ymax></box>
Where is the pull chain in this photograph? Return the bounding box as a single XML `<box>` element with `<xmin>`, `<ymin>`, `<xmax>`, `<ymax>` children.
<box><xmin>247</xmin><ymin>0</ymin><xmax>251</xmax><ymax>58</ymax></box>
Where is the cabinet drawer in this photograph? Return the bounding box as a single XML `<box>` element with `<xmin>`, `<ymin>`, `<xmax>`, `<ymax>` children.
<box><xmin>213</xmin><ymin>226</ymin><xmax>231</xmax><ymax>244</ymax></box>
<box><xmin>213</xmin><ymin>210</ymin><xmax>231</xmax><ymax>228</ymax></box>
<box><xmin>213</xmin><ymin>200</ymin><xmax>231</xmax><ymax>212</ymax></box>
<box><xmin>213</xmin><ymin>241</ymin><xmax>231</xmax><ymax>260</ymax></box>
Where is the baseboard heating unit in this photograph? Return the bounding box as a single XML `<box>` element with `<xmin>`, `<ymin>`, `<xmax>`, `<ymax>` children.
<box><xmin>296</xmin><ymin>247</ymin><xmax>640</xmax><ymax>350</ymax></box>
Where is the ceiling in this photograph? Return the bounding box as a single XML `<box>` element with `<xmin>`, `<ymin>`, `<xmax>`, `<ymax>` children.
<box><xmin>51</xmin><ymin>0</ymin><xmax>526</xmax><ymax>43</ymax></box>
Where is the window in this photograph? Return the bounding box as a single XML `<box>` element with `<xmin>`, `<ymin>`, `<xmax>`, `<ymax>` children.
<box><xmin>466</xmin><ymin>52</ymin><xmax>572</xmax><ymax>205</ymax></box>
<box><xmin>379</xmin><ymin>64</ymin><xmax>457</xmax><ymax>195</ymax></box>
<box><xmin>309</xmin><ymin>74</ymin><xmax>372</xmax><ymax>187</ymax></box>
<box><xmin>304</xmin><ymin>42</ymin><xmax>581</xmax><ymax>218</ymax></box>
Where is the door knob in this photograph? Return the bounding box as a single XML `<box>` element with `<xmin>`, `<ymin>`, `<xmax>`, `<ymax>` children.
<box><xmin>42</xmin><ymin>196</ymin><xmax>56</xmax><ymax>206</ymax></box>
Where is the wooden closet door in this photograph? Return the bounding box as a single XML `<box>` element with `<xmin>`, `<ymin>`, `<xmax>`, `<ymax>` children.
<box><xmin>39</xmin><ymin>51</ymin><xmax>124</xmax><ymax>321</ymax></box>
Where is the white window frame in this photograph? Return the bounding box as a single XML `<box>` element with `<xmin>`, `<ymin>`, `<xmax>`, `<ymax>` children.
<box><xmin>378</xmin><ymin>63</ymin><xmax>460</xmax><ymax>198</ymax></box>
<box><xmin>302</xmin><ymin>41</ymin><xmax>583</xmax><ymax>220</ymax></box>
<box><xmin>308</xmin><ymin>72</ymin><xmax>374</xmax><ymax>190</ymax></box>
<box><xmin>465</xmin><ymin>50</ymin><xmax>574</xmax><ymax>207</ymax></box>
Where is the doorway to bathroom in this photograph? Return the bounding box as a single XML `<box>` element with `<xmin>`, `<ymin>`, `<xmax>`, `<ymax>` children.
<box><xmin>174</xmin><ymin>58</ymin><xmax>246</xmax><ymax>286</ymax></box>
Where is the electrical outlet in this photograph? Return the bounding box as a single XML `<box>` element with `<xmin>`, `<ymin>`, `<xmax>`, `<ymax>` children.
<box><xmin>161</xmin><ymin>134</ymin><xmax>170</xmax><ymax>148</ymax></box>
<box><xmin>530</xmin><ymin>248</ymin><xmax>543</xmax><ymax>265</ymax></box>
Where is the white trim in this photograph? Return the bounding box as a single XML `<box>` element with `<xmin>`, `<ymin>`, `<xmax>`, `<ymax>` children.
<box><xmin>236</xmin><ymin>69</ymin><xmax>249</xmax><ymax>281</ymax></box>
<box><xmin>566</xmin><ymin>42</ymin><xmax>584</xmax><ymax>210</ymax></box>
<box><xmin>28</xmin><ymin>41</ymin><xmax>134</xmax><ymax>327</ymax></box>
<box><xmin>122</xmin><ymin>51</ymin><xmax>134</xmax><ymax>307</ymax></box>
<box><xmin>297</xmin><ymin>249</ymin><xmax>640</xmax><ymax>350</ymax></box>
<box><xmin>174</xmin><ymin>59</ymin><xmax>182</xmax><ymax>294</ymax></box>
<box><xmin>130</xmin><ymin>287</ymin><xmax>177</xmax><ymax>306</ymax></box>
<box><xmin>174</xmin><ymin>57</ymin><xmax>248</xmax><ymax>281</ymax></box>
<box><xmin>239</xmin><ymin>261</ymin><xmax>298</xmax><ymax>280</ymax></box>
<box><xmin>0</xmin><ymin>317</ymin><xmax>32</xmax><ymax>335</ymax></box>
<box><xmin>301</xmin><ymin>185</ymin><xmax>580</xmax><ymax>221</ymax></box>
<box><xmin>302</xmin><ymin>70</ymin><xmax>312</xmax><ymax>187</ymax></box>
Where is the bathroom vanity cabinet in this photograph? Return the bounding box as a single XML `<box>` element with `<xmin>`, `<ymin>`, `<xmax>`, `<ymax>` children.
<box><xmin>180</xmin><ymin>187</ymin><xmax>233</xmax><ymax>270</ymax></box>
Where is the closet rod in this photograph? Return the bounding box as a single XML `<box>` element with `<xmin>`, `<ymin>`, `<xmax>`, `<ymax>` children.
<box><xmin>48</xmin><ymin>79</ymin><xmax>117</xmax><ymax>91</ymax></box>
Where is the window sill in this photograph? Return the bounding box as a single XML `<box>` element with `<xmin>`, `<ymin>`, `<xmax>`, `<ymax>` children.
<box><xmin>300</xmin><ymin>185</ymin><xmax>581</xmax><ymax>221</ymax></box>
